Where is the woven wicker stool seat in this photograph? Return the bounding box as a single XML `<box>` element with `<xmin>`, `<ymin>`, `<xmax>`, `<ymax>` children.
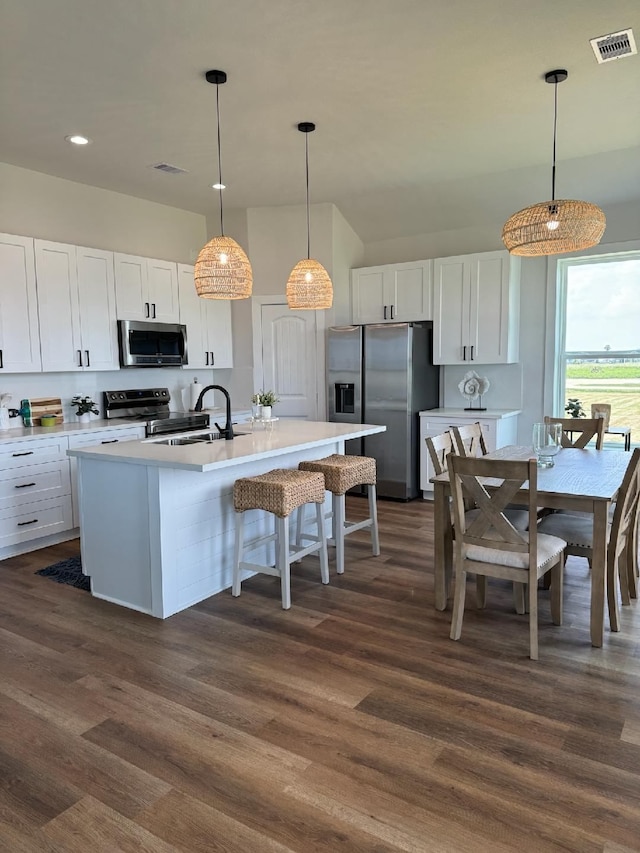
<box><xmin>232</xmin><ymin>468</ymin><xmax>329</xmax><ymax>609</ymax></box>
<box><xmin>297</xmin><ymin>455</ymin><xmax>380</xmax><ymax>574</ymax></box>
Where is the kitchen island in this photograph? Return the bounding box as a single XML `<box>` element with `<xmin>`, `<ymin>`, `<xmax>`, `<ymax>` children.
<box><xmin>68</xmin><ymin>420</ymin><xmax>385</xmax><ymax>617</ymax></box>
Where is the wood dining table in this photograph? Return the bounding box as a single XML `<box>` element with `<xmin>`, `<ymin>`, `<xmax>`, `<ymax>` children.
<box><xmin>431</xmin><ymin>445</ymin><xmax>632</xmax><ymax>647</ymax></box>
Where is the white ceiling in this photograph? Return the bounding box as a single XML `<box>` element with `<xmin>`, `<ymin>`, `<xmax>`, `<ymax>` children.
<box><xmin>1</xmin><ymin>0</ymin><xmax>639</xmax><ymax>243</ymax></box>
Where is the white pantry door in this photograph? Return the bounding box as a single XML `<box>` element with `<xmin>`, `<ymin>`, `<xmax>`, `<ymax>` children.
<box><xmin>259</xmin><ymin>304</ymin><xmax>319</xmax><ymax>419</ymax></box>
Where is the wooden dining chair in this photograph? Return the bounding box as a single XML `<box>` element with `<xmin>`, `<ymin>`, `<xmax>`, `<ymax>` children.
<box><xmin>543</xmin><ymin>416</ymin><xmax>605</xmax><ymax>450</ymax></box>
<box><xmin>426</xmin><ymin>430</ymin><xmax>455</xmax><ymax>478</ymax></box>
<box><xmin>451</xmin><ymin>422</ymin><xmax>487</xmax><ymax>457</ymax></box>
<box><xmin>448</xmin><ymin>454</ymin><xmax>565</xmax><ymax>660</ymax></box>
<box><xmin>538</xmin><ymin>448</ymin><xmax>640</xmax><ymax>632</ymax></box>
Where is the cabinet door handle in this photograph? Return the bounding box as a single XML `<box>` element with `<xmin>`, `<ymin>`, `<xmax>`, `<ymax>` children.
<box><xmin>383</xmin><ymin>305</ymin><xmax>387</xmax><ymax>320</ymax></box>
<box><xmin>210</xmin><ymin>351</ymin><xmax>215</xmax><ymax>366</ymax></box>
<box><xmin>85</xmin><ymin>349</ymin><xmax>90</xmax><ymax>367</ymax></box>
<box><xmin>0</xmin><ymin>349</ymin><xmax>3</xmax><ymax>369</ymax></box>
<box><xmin>152</xmin><ymin>303</ymin><xmax>157</xmax><ymax>319</ymax></box>
<box><xmin>12</xmin><ymin>451</ymin><xmax>33</xmax><ymax>457</ymax></box>
<box><xmin>463</xmin><ymin>345</ymin><xmax>467</xmax><ymax>361</ymax></box>
<box><xmin>145</xmin><ymin>302</ymin><xmax>150</xmax><ymax>318</ymax></box>
<box><xmin>391</xmin><ymin>305</ymin><xmax>395</xmax><ymax>319</ymax></box>
<box><xmin>205</xmin><ymin>352</ymin><xmax>209</xmax><ymax>366</ymax></box>
<box><xmin>77</xmin><ymin>349</ymin><xmax>83</xmax><ymax>367</ymax></box>
<box><xmin>15</xmin><ymin>482</ymin><xmax>36</xmax><ymax>489</ymax></box>
<box><xmin>17</xmin><ymin>519</ymin><xmax>38</xmax><ymax>526</ymax></box>
<box><xmin>101</xmin><ymin>439</ymin><xmax>119</xmax><ymax>444</ymax></box>
<box><xmin>470</xmin><ymin>345</ymin><xmax>474</xmax><ymax>361</ymax></box>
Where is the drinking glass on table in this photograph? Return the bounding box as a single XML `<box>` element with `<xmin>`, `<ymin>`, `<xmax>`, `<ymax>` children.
<box><xmin>532</xmin><ymin>422</ymin><xmax>562</xmax><ymax>468</ymax></box>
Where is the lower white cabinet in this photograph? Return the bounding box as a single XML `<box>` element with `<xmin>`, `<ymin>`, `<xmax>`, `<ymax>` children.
<box><xmin>68</xmin><ymin>426</ymin><xmax>145</xmax><ymax>526</ymax></box>
<box><xmin>419</xmin><ymin>409</ymin><xmax>520</xmax><ymax>496</ymax></box>
<box><xmin>0</xmin><ymin>436</ymin><xmax>72</xmax><ymax>549</ymax></box>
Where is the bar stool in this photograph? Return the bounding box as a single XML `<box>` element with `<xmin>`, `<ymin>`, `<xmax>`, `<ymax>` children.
<box><xmin>232</xmin><ymin>468</ymin><xmax>329</xmax><ymax>609</ymax></box>
<box><xmin>297</xmin><ymin>454</ymin><xmax>380</xmax><ymax>574</ymax></box>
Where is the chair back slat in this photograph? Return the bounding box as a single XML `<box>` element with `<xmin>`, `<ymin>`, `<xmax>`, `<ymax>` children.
<box><xmin>608</xmin><ymin>448</ymin><xmax>640</xmax><ymax>564</ymax></box>
<box><xmin>544</xmin><ymin>416</ymin><xmax>605</xmax><ymax>449</ymax></box>
<box><xmin>425</xmin><ymin>431</ymin><xmax>454</xmax><ymax>477</ymax></box>
<box><xmin>451</xmin><ymin>422</ymin><xmax>488</xmax><ymax>457</ymax></box>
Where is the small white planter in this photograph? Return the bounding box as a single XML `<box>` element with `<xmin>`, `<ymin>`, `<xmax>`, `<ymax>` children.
<box><xmin>261</xmin><ymin>405</ymin><xmax>272</xmax><ymax>419</ymax></box>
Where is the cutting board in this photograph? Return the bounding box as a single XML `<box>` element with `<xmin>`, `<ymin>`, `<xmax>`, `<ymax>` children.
<box><xmin>28</xmin><ymin>397</ymin><xmax>64</xmax><ymax>425</ymax></box>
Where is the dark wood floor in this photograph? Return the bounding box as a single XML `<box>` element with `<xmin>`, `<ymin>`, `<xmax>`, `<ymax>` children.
<box><xmin>1</xmin><ymin>497</ymin><xmax>639</xmax><ymax>852</ymax></box>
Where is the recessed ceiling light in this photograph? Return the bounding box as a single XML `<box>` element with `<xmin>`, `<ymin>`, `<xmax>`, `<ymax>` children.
<box><xmin>65</xmin><ymin>134</ymin><xmax>92</xmax><ymax>145</ymax></box>
<box><xmin>211</xmin><ymin>182</ymin><xmax>226</xmax><ymax>190</ymax></box>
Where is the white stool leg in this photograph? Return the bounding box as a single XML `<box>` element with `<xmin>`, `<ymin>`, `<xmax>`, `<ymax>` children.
<box><xmin>295</xmin><ymin>504</ymin><xmax>305</xmax><ymax>550</ymax></box>
<box><xmin>232</xmin><ymin>511</ymin><xmax>244</xmax><ymax>597</ymax></box>
<box><xmin>334</xmin><ymin>493</ymin><xmax>346</xmax><ymax>575</ymax></box>
<box><xmin>368</xmin><ymin>484</ymin><xmax>380</xmax><ymax>556</ymax></box>
<box><xmin>315</xmin><ymin>501</ymin><xmax>329</xmax><ymax>584</ymax></box>
<box><xmin>277</xmin><ymin>515</ymin><xmax>291</xmax><ymax>609</ymax></box>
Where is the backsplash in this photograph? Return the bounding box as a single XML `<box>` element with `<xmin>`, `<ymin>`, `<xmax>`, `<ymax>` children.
<box><xmin>442</xmin><ymin>362</ymin><xmax>523</xmax><ymax>410</ymax></box>
<box><xmin>0</xmin><ymin>367</ymin><xmax>240</xmax><ymax>426</ymax></box>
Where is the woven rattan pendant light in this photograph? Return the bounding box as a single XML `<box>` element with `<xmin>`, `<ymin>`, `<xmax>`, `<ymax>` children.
<box><xmin>194</xmin><ymin>70</ymin><xmax>252</xmax><ymax>299</ymax></box>
<box><xmin>286</xmin><ymin>122</ymin><xmax>333</xmax><ymax>310</ymax></box>
<box><xmin>502</xmin><ymin>69</ymin><xmax>606</xmax><ymax>257</ymax></box>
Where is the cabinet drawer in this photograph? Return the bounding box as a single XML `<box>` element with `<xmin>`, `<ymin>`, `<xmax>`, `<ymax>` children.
<box><xmin>68</xmin><ymin>427</ymin><xmax>144</xmax><ymax>449</ymax></box>
<box><xmin>0</xmin><ymin>460</ymin><xmax>71</xmax><ymax>509</ymax></box>
<box><xmin>0</xmin><ymin>496</ymin><xmax>73</xmax><ymax>546</ymax></box>
<box><xmin>0</xmin><ymin>436</ymin><xmax>69</xmax><ymax>470</ymax></box>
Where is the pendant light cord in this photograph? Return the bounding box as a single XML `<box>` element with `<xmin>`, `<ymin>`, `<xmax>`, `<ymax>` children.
<box><xmin>216</xmin><ymin>82</ymin><xmax>224</xmax><ymax>236</ymax></box>
<box><xmin>305</xmin><ymin>131</ymin><xmax>311</xmax><ymax>259</ymax></box>
<box><xmin>551</xmin><ymin>78</ymin><xmax>558</xmax><ymax>202</ymax></box>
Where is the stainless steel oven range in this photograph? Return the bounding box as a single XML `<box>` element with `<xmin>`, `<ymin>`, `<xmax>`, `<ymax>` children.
<box><xmin>103</xmin><ymin>387</ymin><xmax>209</xmax><ymax>437</ymax></box>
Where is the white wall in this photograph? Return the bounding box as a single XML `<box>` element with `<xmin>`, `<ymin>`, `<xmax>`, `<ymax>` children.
<box><xmin>0</xmin><ymin>163</ymin><xmax>207</xmax><ymax>262</ymax></box>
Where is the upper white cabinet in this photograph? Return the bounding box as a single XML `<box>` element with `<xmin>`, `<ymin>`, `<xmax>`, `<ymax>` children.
<box><xmin>114</xmin><ymin>253</ymin><xmax>179</xmax><ymax>323</ymax></box>
<box><xmin>351</xmin><ymin>260</ymin><xmax>433</xmax><ymax>325</ymax></box>
<box><xmin>0</xmin><ymin>233</ymin><xmax>42</xmax><ymax>372</ymax></box>
<box><xmin>35</xmin><ymin>240</ymin><xmax>119</xmax><ymax>372</ymax></box>
<box><xmin>433</xmin><ymin>250</ymin><xmax>520</xmax><ymax>365</ymax></box>
<box><xmin>178</xmin><ymin>264</ymin><xmax>233</xmax><ymax>369</ymax></box>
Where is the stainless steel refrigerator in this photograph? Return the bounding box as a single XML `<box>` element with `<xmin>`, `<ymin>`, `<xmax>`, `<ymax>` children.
<box><xmin>327</xmin><ymin>322</ymin><xmax>440</xmax><ymax>500</ymax></box>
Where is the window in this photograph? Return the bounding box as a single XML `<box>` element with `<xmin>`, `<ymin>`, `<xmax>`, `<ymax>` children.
<box><xmin>555</xmin><ymin>251</ymin><xmax>640</xmax><ymax>447</ymax></box>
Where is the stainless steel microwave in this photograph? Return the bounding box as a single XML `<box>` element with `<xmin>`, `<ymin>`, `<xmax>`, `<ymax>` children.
<box><xmin>117</xmin><ymin>320</ymin><xmax>188</xmax><ymax>368</ymax></box>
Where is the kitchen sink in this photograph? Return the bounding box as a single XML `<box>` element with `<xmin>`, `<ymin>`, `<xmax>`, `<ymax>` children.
<box><xmin>152</xmin><ymin>430</ymin><xmax>250</xmax><ymax>446</ymax></box>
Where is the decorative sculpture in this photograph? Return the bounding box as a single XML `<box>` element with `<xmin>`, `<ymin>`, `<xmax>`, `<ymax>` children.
<box><xmin>458</xmin><ymin>371</ymin><xmax>490</xmax><ymax>411</ymax></box>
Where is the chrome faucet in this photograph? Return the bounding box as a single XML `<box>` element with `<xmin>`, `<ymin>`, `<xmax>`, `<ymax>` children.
<box><xmin>193</xmin><ymin>384</ymin><xmax>234</xmax><ymax>440</ymax></box>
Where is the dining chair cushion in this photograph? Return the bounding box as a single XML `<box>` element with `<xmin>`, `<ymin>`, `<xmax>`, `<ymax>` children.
<box><xmin>465</xmin><ymin>532</ymin><xmax>566</xmax><ymax>570</ymax></box>
<box><xmin>538</xmin><ymin>512</ymin><xmax>611</xmax><ymax>549</ymax></box>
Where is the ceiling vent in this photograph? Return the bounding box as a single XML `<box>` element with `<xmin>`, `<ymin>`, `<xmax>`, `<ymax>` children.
<box><xmin>150</xmin><ymin>162</ymin><xmax>189</xmax><ymax>175</ymax></box>
<box><xmin>590</xmin><ymin>28</ymin><xmax>637</xmax><ymax>63</ymax></box>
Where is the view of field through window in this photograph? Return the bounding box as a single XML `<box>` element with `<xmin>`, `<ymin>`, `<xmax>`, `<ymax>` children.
<box><xmin>563</xmin><ymin>257</ymin><xmax>640</xmax><ymax>448</ymax></box>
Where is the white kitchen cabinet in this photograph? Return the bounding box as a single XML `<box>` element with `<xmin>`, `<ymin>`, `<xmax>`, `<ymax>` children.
<box><xmin>178</xmin><ymin>263</ymin><xmax>233</xmax><ymax>369</ymax></box>
<box><xmin>68</xmin><ymin>426</ymin><xmax>145</xmax><ymax>526</ymax></box>
<box><xmin>433</xmin><ymin>250</ymin><xmax>520</xmax><ymax>365</ymax></box>
<box><xmin>0</xmin><ymin>233</ymin><xmax>42</xmax><ymax>372</ymax></box>
<box><xmin>351</xmin><ymin>260</ymin><xmax>433</xmax><ymax>325</ymax></box>
<box><xmin>419</xmin><ymin>409</ymin><xmax>520</xmax><ymax>496</ymax></box>
<box><xmin>114</xmin><ymin>253</ymin><xmax>180</xmax><ymax>323</ymax></box>
<box><xmin>35</xmin><ymin>240</ymin><xmax>119</xmax><ymax>372</ymax></box>
<box><xmin>0</xmin><ymin>435</ymin><xmax>72</xmax><ymax>551</ymax></box>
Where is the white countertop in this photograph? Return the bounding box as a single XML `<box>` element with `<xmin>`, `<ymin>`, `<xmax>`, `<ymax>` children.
<box><xmin>68</xmin><ymin>420</ymin><xmax>386</xmax><ymax>472</ymax></box>
<box><xmin>0</xmin><ymin>418</ymin><xmax>144</xmax><ymax>442</ymax></box>
<box><xmin>419</xmin><ymin>408</ymin><xmax>521</xmax><ymax>418</ymax></box>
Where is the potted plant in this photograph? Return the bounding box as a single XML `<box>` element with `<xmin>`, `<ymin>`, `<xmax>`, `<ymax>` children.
<box><xmin>259</xmin><ymin>390</ymin><xmax>279</xmax><ymax>419</ymax></box>
<box><xmin>72</xmin><ymin>394</ymin><xmax>99</xmax><ymax>424</ymax></box>
<box><xmin>564</xmin><ymin>398</ymin><xmax>586</xmax><ymax>418</ymax></box>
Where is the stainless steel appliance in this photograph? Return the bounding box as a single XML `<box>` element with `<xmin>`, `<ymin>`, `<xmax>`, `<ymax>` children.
<box><xmin>104</xmin><ymin>387</ymin><xmax>209</xmax><ymax>436</ymax></box>
<box><xmin>327</xmin><ymin>323</ymin><xmax>440</xmax><ymax>500</ymax></box>
<box><xmin>117</xmin><ymin>320</ymin><xmax>188</xmax><ymax>368</ymax></box>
